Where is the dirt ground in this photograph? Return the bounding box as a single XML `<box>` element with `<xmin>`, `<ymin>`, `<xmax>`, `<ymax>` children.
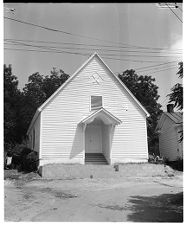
<box><xmin>4</xmin><ymin>168</ymin><xmax>183</xmax><ymax>222</ymax></box>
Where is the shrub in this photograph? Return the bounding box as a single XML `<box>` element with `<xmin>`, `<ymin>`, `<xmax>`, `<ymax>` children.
<box><xmin>19</xmin><ymin>147</ymin><xmax>33</xmax><ymax>171</ymax></box>
<box><xmin>13</xmin><ymin>143</ymin><xmax>27</xmax><ymax>155</ymax></box>
<box><xmin>26</xmin><ymin>151</ymin><xmax>39</xmax><ymax>172</ymax></box>
<box><xmin>11</xmin><ymin>144</ymin><xmax>27</xmax><ymax>169</ymax></box>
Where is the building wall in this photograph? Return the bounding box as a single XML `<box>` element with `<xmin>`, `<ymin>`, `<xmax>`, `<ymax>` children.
<box><xmin>40</xmin><ymin>56</ymin><xmax>148</xmax><ymax>166</ymax></box>
<box><xmin>27</xmin><ymin>114</ymin><xmax>41</xmax><ymax>153</ymax></box>
<box><xmin>159</xmin><ymin>116</ymin><xmax>180</xmax><ymax>161</ymax></box>
<box><xmin>176</xmin><ymin>124</ymin><xmax>183</xmax><ymax>159</ymax></box>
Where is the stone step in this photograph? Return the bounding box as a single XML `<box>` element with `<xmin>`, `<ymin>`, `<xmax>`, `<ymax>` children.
<box><xmin>85</xmin><ymin>153</ymin><xmax>108</xmax><ymax>165</ymax></box>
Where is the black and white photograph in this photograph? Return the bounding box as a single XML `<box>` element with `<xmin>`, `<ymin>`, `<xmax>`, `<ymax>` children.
<box><xmin>3</xmin><ymin>2</ymin><xmax>183</xmax><ymax>222</ymax></box>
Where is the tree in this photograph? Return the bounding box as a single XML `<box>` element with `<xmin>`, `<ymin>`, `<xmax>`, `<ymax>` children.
<box><xmin>118</xmin><ymin>69</ymin><xmax>162</xmax><ymax>153</ymax></box>
<box><xmin>20</xmin><ymin>68</ymin><xmax>69</xmax><ymax>138</ymax></box>
<box><xmin>167</xmin><ymin>62</ymin><xmax>183</xmax><ymax>142</ymax></box>
<box><xmin>4</xmin><ymin>65</ymin><xmax>70</xmax><ymax>149</ymax></box>
<box><xmin>42</xmin><ymin>68</ymin><xmax>69</xmax><ymax>99</ymax></box>
<box><xmin>4</xmin><ymin>64</ymin><xmax>21</xmax><ymax>149</ymax></box>
<box><xmin>167</xmin><ymin>62</ymin><xmax>183</xmax><ymax>111</ymax></box>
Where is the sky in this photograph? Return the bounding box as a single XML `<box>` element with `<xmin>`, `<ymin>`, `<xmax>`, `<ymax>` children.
<box><xmin>4</xmin><ymin>3</ymin><xmax>183</xmax><ymax>111</ymax></box>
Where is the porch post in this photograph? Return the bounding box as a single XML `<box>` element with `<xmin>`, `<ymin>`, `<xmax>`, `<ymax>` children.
<box><xmin>82</xmin><ymin>123</ymin><xmax>87</xmax><ymax>164</ymax></box>
<box><xmin>109</xmin><ymin>124</ymin><xmax>115</xmax><ymax>165</ymax></box>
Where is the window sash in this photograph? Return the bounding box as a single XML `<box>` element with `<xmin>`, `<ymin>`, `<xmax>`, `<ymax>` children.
<box><xmin>91</xmin><ymin>96</ymin><xmax>102</xmax><ymax>110</ymax></box>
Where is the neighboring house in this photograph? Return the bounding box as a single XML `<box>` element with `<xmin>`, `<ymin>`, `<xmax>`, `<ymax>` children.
<box><xmin>156</xmin><ymin>104</ymin><xmax>183</xmax><ymax>161</ymax></box>
<box><xmin>27</xmin><ymin>52</ymin><xmax>150</xmax><ymax>168</ymax></box>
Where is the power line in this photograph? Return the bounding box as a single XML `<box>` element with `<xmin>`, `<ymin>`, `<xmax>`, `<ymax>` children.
<box><xmin>5</xmin><ymin>38</ymin><xmax>183</xmax><ymax>53</ymax></box>
<box><xmin>4</xmin><ymin>39</ymin><xmax>183</xmax><ymax>55</ymax></box>
<box><xmin>136</xmin><ymin>63</ymin><xmax>177</xmax><ymax>73</ymax></box>
<box><xmin>160</xmin><ymin>97</ymin><xmax>169</xmax><ymax>105</ymax></box>
<box><xmin>134</xmin><ymin>61</ymin><xmax>178</xmax><ymax>70</ymax></box>
<box><xmin>4</xmin><ymin>16</ymin><xmax>183</xmax><ymax>51</ymax></box>
<box><xmin>4</xmin><ymin>16</ymin><xmax>151</xmax><ymax>49</ymax></box>
<box><xmin>138</xmin><ymin>66</ymin><xmax>177</xmax><ymax>75</ymax></box>
<box><xmin>165</xmin><ymin>3</ymin><xmax>183</xmax><ymax>23</ymax></box>
<box><xmin>4</xmin><ymin>41</ymin><xmax>182</xmax><ymax>58</ymax></box>
<box><xmin>4</xmin><ymin>47</ymin><xmax>174</xmax><ymax>63</ymax></box>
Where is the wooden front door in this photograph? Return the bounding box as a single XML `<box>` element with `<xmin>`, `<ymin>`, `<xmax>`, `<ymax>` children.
<box><xmin>85</xmin><ymin>124</ymin><xmax>102</xmax><ymax>153</ymax></box>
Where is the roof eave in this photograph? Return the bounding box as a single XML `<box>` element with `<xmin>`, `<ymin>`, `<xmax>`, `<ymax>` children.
<box><xmin>79</xmin><ymin>108</ymin><xmax>122</xmax><ymax>125</ymax></box>
<box><xmin>95</xmin><ymin>52</ymin><xmax>150</xmax><ymax>118</ymax></box>
<box><xmin>26</xmin><ymin>109</ymin><xmax>40</xmax><ymax>135</ymax></box>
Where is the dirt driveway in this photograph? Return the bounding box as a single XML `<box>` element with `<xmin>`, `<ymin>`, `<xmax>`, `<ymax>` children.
<box><xmin>4</xmin><ymin>169</ymin><xmax>183</xmax><ymax>222</ymax></box>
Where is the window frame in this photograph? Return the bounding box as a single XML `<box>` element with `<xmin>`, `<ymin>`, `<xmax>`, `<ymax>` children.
<box><xmin>90</xmin><ymin>95</ymin><xmax>103</xmax><ymax>111</ymax></box>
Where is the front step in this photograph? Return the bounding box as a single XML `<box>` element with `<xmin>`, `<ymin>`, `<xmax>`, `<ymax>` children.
<box><xmin>85</xmin><ymin>153</ymin><xmax>108</xmax><ymax>165</ymax></box>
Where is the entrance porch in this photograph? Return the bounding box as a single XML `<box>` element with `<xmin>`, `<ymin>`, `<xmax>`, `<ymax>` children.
<box><xmin>79</xmin><ymin>108</ymin><xmax>122</xmax><ymax>165</ymax></box>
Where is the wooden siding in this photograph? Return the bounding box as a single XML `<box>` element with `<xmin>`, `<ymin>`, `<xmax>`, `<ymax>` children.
<box><xmin>27</xmin><ymin>114</ymin><xmax>41</xmax><ymax>153</ymax></box>
<box><xmin>102</xmin><ymin>124</ymin><xmax>110</xmax><ymax>163</ymax></box>
<box><xmin>158</xmin><ymin>116</ymin><xmax>181</xmax><ymax>161</ymax></box>
<box><xmin>177</xmin><ymin>125</ymin><xmax>183</xmax><ymax>159</ymax></box>
<box><xmin>40</xmin><ymin>56</ymin><xmax>148</xmax><ymax>165</ymax></box>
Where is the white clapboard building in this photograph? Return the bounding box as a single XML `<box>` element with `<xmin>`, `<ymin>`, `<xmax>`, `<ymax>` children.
<box><xmin>27</xmin><ymin>53</ymin><xmax>150</xmax><ymax>167</ymax></box>
<box><xmin>156</xmin><ymin>104</ymin><xmax>183</xmax><ymax>161</ymax></box>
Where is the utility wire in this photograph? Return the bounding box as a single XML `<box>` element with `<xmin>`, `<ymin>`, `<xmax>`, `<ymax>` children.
<box><xmin>5</xmin><ymin>38</ymin><xmax>183</xmax><ymax>53</ymax></box>
<box><xmin>160</xmin><ymin>97</ymin><xmax>168</xmax><ymax>105</ymax></box>
<box><xmin>5</xmin><ymin>47</ymin><xmax>173</xmax><ymax>63</ymax></box>
<box><xmin>165</xmin><ymin>3</ymin><xmax>183</xmax><ymax>23</ymax></box>
<box><xmin>4</xmin><ymin>16</ymin><xmax>151</xmax><ymax>49</ymax></box>
<box><xmin>4</xmin><ymin>16</ymin><xmax>183</xmax><ymax>50</ymax></box>
<box><xmin>4</xmin><ymin>41</ymin><xmax>182</xmax><ymax>58</ymax></box>
<box><xmin>138</xmin><ymin>66</ymin><xmax>177</xmax><ymax>75</ymax></box>
<box><xmin>137</xmin><ymin>62</ymin><xmax>178</xmax><ymax>72</ymax></box>
<box><xmin>136</xmin><ymin>63</ymin><xmax>177</xmax><ymax>73</ymax></box>
<box><xmin>134</xmin><ymin>61</ymin><xmax>178</xmax><ymax>70</ymax></box>
<box><xmin>4</xmin><ymin>40</ymin><xmax>182</xmax><ymax>55</ymax></box>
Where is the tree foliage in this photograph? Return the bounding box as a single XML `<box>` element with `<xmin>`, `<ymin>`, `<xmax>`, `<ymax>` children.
<box><xmin>4</xmin><ymin>66</ymin><xmax>69</xmax><ymax>151</ymax></box>
<box><xmin>167</xmin><ymin>62</ymin><xmax>183</xmax><ymax>111</ymax></box>
<box><xmin>20</xmin><ymin>68</ymin><xmax>69</xmax><ymax>140</ymax></box>
<box><xmin>4</xmin><ymin>64</ymin><xmax>21</xmax><ymax>147</ymax></box>
<box><xmin>167</xmin><ymin>62</ymin><xmax>183</xmax><ymax>142</ymax></box>
<box><xmin>118</xmin><ymin>69</ymin><xmax>162</xmax><ymax>153</ymax></box>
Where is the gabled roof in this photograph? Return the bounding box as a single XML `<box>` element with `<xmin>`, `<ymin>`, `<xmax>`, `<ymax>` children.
<box><xmin>79</xmin><ymin>107</ymin><xmax>122</xmax><ymax>125</ymax></box>
<box><xmin>27</xmin><ymin>52</ymin><xmax>149</xmax><ymax>134</ymax></box>
<box><xmin>156</xmin><ymin>111</ymin><xmax>183</xmax><ymax>131</ymax></box>
<box><xmin>164</xmin><ymin>112</ymin><xmax>183</xmax><ymax>124</ymax></box>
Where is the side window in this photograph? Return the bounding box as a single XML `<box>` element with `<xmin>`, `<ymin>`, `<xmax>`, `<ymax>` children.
<box><xmin>91</xmin><ymin>96</ymin><xmax>102</xmax><ymax>110</ymax></box>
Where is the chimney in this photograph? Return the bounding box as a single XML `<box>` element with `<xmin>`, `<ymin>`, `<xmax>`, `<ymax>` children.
<box><xmin>167</xmin><ymin>104</ymin><xmax>174</xmax><ymax>113</ymax></box>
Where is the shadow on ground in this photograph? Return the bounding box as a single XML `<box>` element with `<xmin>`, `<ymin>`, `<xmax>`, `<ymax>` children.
<box><xmin>127</xmin><ymin>192</ymin><xmax>183</xmax><ymax>222</ymax></box>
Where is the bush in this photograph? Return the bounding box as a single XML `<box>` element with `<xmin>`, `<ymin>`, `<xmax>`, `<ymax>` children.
<box><xmin>11</xmin><ymin>146</ymin><xmax>37</xmax><ymax>172</ymax></box>
<box><xmin>19</xmin><ymin>147</ymin><xmax>33</xmax><ymax>171</ymax></box>
<box><xmin>13</xmin><ymin>143</ymin><xmax>27</xmax><ymax>155</ymax></box>
<box><xmin>5</xmin><ymin>143</ymin><xmax>39</xmax><ymax>172</ymax></box>
<box><xmin>26</xmin><ymin>151</ymin><xmax>39</xmax><ymax>172</ymax></box>
<box><xmin>11</xmin><ymin>144</ymin><xmax>27</xmax><ymax>169</ymax></box>
<box><xmin>163</xmin><ymin>157</ymin><xmax>183</xmax><ymax>171</ymax></box>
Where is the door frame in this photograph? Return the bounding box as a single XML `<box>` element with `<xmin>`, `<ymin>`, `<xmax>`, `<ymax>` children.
<box><xmin>83</xmin><ymin>121</ymin><xmax>113</xmax><ymax>165</ymax></box>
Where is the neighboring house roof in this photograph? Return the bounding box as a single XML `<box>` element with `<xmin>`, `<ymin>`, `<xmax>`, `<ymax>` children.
<box><xmin>79</xmin><ymin>107</ymin><xmax>122</xmax><ymax>125</ymax></box>
<box><xmin>156</xmin><ymin>111</ymin><xmax>183</xmax><ymax>131</ymax></box>
<box><xmin>165</xmin><ymin>112</ymin><xmax>183</xmax><ymax>124</ymax></box>
<box><xmin>27</xmin><ymin>52</ymin><xmax>150</xmax><ymax>134</ymax></box>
